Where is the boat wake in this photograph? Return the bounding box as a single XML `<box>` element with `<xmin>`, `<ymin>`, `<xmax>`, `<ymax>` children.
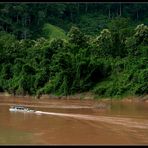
<box><xmin>35</xmin><ymin>111</ymin><xmax>148</xmax><ymax>129</ymax></box>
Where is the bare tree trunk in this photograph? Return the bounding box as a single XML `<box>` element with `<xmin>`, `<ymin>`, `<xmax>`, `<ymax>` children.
<box><xmin>5</xmin><ymin>26</ymin><xmax>7</xmax><ymax>32</ymax></box>
<box><xmin>77</xmin><ymin>3</ymin><xmax>79</xmax><ymax>16</ymax></box>
<box><xmin>137</xmin><ymin>10</ymin><xmax>139</xmax><ymax>20</ymax></box>
<box><xmin>85</xmin><ymin>3</ymin><xmax>88</xmax><ymax>13</ymax></box>
<box><xmin>108</xmin><ymin>7</ymin><xmax>111</xmax><ymax>19</ymax></box>
<box><xmin>117</xmin><ymin>10</ymin><xmax>119</xmax><ymax>17</ymax></box>
<box><xmin>24</xmin><ymin>15</ymin><xmax>27</xmax><ymax>27</ymax></box>
<box><xmin>22</xmin><ymin>17</ymin><xmax>24</xmax><ymax>27</ymax></box>
<box><xmin>28</xmin><ymin>17</ymin><xmax>31</xmax><ymax>25</ymax></box>
<box><xmin>24</xmin><ymin>29</ymin><xmax>27</xmax><ymax>39</ymax></box>
<box><xmin>17</xmin><ymin>15</ymin><xmax>19</xmax><ymax>24</ymax></box>
<box><xmin>70</xmin><ymin>11</ymin><xmax>73</xmax><ymax>21</ymax></box>
<box><xmin>119</xmin><ymin>3</ymin><xmax>122</xmax><ymax>16</ymax></box>
<box><xmin>37</xmin><ymin>19</ymin><xmax>39</xmax><ymax>25</ymax></box>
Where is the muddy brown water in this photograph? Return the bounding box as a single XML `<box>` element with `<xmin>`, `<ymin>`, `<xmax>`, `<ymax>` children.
<box><xmin>0</xmin><ymin>96</ymin><xmax>148</xmax><ymax>145</ymax></box>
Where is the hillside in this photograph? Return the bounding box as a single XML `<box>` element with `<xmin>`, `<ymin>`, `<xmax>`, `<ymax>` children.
<box><xmin>0</xmin><ymin>3</ymin><xmax>147</xmax><ymax>99</ymax></box>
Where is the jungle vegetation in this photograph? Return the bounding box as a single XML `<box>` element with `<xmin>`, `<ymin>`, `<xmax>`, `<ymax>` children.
<box><xmin>0</xmin><ymin>3</ymin><xmax>147</xmax><ymax>99</ymax></box>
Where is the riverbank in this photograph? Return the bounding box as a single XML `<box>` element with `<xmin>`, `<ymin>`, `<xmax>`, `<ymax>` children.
<box><xmin>0</xmin><ymin>92</ymin><xmax>148</xmax><ymax>103</ymax></box>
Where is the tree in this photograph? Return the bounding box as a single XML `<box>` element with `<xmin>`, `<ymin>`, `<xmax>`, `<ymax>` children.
<box><xmin>67</xmin><ymin>26</ymin><xmax>89</xmax><ymax>48</ymax></box>
<box><xmin>134</xmin><ymin>24</ymin><xmax>148</xmax><ymax>45</ymax></box>
<box><xmin>94</xmin><ymin>29</ymin><xmax>113</xmax><ymax>56</ymax></box>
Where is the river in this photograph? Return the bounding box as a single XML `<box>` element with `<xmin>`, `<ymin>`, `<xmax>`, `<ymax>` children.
<box><xmin>0</xmin><ymin>96</ymin><xmax>148</xmax><ymax>145</ymax></box>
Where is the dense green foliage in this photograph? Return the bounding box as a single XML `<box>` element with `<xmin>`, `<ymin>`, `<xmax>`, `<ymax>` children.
<box><xmin>0</xmin><ymin>3</ymin><xmax>148</xmax><ymax>99</ymax></box>
<box><xmin>0</xmin><ymin>3</ymin><xmax>148</xmax><ymax>39</ymax></box>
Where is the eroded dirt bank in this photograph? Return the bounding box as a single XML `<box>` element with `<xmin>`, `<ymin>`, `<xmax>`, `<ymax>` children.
<box><xmin>0</xmin><ymin>92</ymin><xmax>148</xmax><ymax>113</ymax></box>
<box><xmin>0</xmin><ymin>92</ymin><xmax>148</xmax><ymax>103</ymax></box>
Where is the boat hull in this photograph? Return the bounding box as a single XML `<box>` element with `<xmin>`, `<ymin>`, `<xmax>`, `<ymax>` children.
<box><xmin>9</xmin><ymin>108</ymin><xmax>35</xmax><ymax>113</ymax></box>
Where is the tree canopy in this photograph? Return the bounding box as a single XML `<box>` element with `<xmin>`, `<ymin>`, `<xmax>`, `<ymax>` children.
<box><xmin>0</xmin><ymin>3</ymin><xmax>147</xmax><ymax>99</ymax></box>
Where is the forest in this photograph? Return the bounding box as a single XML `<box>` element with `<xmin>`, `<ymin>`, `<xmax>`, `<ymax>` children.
<box><xmin>0</xmin><ymin>3</ymin><xmax>147</xmax><ymax>99</ymax></box>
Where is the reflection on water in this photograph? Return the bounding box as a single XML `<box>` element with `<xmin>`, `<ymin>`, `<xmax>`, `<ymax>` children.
<box><xmin>0</xmin><ymin>96</ymin><xmax>148</xmax><ymax>144</ymax></box>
